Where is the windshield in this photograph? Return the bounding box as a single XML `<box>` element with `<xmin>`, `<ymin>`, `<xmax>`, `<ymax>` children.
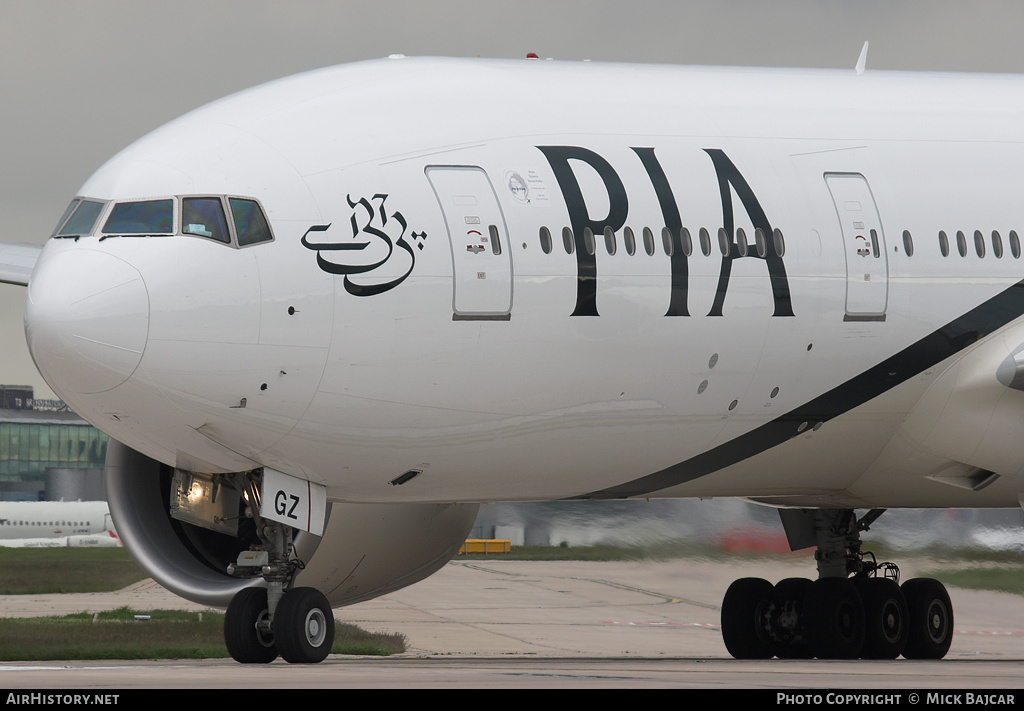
<box><xmin>182</xmin><ymin>197</ymin><xmax>230</xmax><ymax>243</ymax></box>
<box><xmin>52</xmin><ymin>194</ymin><xmax>271</xmax><ymax>247</ymax></box>
<box><xmin>102</xmin><ymin>199</ymin><xmax>174</xmax><ymax>234</ymax></box>
<box><xmin>54</xmin><ymin>199</ymin><xmax>106</xmax><ymax>237</ymax></box>
<box><xmin>230</xmin><ymin>198</ymin><xmax>273</xmax><ymax>246</ymax></box>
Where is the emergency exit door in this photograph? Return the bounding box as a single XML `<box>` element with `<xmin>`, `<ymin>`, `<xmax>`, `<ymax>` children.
<box><xmin>825</xmin><ymin>173</ymin><xmax>888</xmax><ymax>321</ymax></box>
<box><xmin>426</xmin><ymin>166</ymin><xmax>512</xmax><ymax>319</ymax></box>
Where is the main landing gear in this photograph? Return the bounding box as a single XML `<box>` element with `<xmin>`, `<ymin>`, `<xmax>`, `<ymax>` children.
<box><xmin>720</xmin><ymin>509</ymin><xmax>954</xmax><ymax>660</ymax></box>
<box><xmin>222</xmin><ymin>475</ymin><xmax>334</xmax><ymax>664</ymax></box>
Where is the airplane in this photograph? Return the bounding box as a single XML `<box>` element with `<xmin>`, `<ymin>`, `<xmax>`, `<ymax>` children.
<box><xmin>0</xmin><ymin>500</ymin><xmax>119</xmax><ymax>547</ymax></box>
<box><xmin>1</xmin><ymin>53</ymin><xmax>1021</xmax><ymax>663</ymax></box>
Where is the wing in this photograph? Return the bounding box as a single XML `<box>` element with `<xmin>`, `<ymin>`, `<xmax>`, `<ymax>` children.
<box><xmin>0</xmin><ymin>243</ymin><xmax>43</xmax><ymax>286</ymax></box>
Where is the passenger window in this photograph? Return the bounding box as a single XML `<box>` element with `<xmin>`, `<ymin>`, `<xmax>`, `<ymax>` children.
<box><xmin>902</xmin><ymin>230</ymin><xmax>914</xmax><ymax>257</ymax></box>
<box><xmin>939</xmin><ymin>231</ymin><xmax>949</xmax><ymax>257</ymax></box>
<box><xmin>772</xmin><ymin>228</ymin><xmax>785</xmax><ymax>258</ymax></box>
<box><xmin>700</xmin><ymin>227</ymin><xmax>712</xmax><ymax>256</ymax></box>
<box><xmin>603</xmin><ymin>226</ymin><xmax>616</xmax><ymax>255</ymax></box>
<box><xmin>583</xmin><ymin>227</ymin><xmax>595</xmax><ymax>256</ymax></box>
<box><xmin>661</xmin><ymin>227</ymin><xmax>674</xmax><ymax>256</ymax></box>
<box><xmin>754</xmin><ymin>228</ymin><xmax>767</xmax><ymax>258</ymax></box>
<box><xmin>1011</xmin><ymin>231</ymin><xmax>1021</xmax><ymax>259</ymax></box>
<box><xmin>182</xmin><ymin>197</ymin><xmax>230</xmax><ymax>243</ymax></box>
<box><xmin>974</xmin><ymin>230</ymin><xmax>985</xmax><ymax>258</ymax></box>
<box><xmin>103</xmin><ymin>199</ymin><xmax>173</xmax><ymax>234</ymax></box>
<box><xmin>488</xmin><ymin>225</ymin><xmax>502</xmax><ymax>255</ymax></box>
<box><xmin>736</xmin><ymin>228</ymin><xmax>749</xmax><ymax>257</ymax></box>
<box><xmin>562</xmin><ymin>226</ymin><xmax>574</xmax><ymax>254</ymax></box>
<box><xmin>539</xmin><ymin>226</ymin><xmax>552</xmax><ymax>254</ymax></box>
<box><xmin>956</xmin><ymin>230</ymin><xmax>967</xmax><ymax>257</ymax></box>
<box><xmin>57</xmin><ymin>200</ymin><xmax>106</xmax><ymax>236</ymax></box>
<box><xmin>229</xmin><ymin>198</ymin><xmax>273</xmax><ymax>246</ymax></box>
<box><xmin>681</xmin><ymin>227</ymin><xmax>693</xmax><ymax>257</ymax></box>
<box><xmin>992</xmin><ymin>231</ymin><xmax>1003</xmax><ymax>259</ymax></box>
<box><xmin>642</xmin><ymin>227</ymin><xmax>655</xmax><ymax>256</ymax></box>
<box><xmin>623</xmin><ymin>227</ymin><xmax>636</xmax><ymax>255</ymax></box>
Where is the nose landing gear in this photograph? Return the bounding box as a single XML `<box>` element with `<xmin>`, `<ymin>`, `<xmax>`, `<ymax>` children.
<box><xmin>720</xmin><ymin>508</ymin><xmax>954</xmax><ymax>660</ymax></box>
<box><xmin>225</xmin><ymin>583</ymin><xmax>335</xmax><ymax>664</ymax></box>
<box><xmin>223</xmin><ymin>474</ymin><xmax>335</xmax><ymax>664</ymax></box>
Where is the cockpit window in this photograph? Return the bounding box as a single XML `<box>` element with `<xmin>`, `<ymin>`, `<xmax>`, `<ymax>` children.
<box><xmin>102</xmin><ymin>199</ymin><xmax>174</xmax><ymax>234</ymax></box>
<box><xmin>52</xmin><ymin>200</ymin><xmax>80</xmax><ymax>236</ymax></box>
<box><xmin>52</xmin><ymin>194</ymin><xmax>271</xmax><ymax>247</ymax></box>
<box><xmin>230</xmin><ymin>198</ymin><xmax>273</xmax><ymax>246</ymax></box>
<box><xmin>55</xmin><ymin>199</ymin><xmax>106</xmax><ymax>237</ymax></box>
<box><xmin>182</xmin><ymin>197</ymin><xmax>230</xmax><ymax>243</ymax></box>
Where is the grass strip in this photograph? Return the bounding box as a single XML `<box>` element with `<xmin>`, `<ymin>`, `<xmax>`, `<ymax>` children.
<box><xmin>1</xmin><ymin>541</ymin><xmax>1020</xmax><ymax>596</ymax></box>
<box><xmin>0</xmin><ymin>548</ymin><xmax>147</xmax><ymax>594</ymax></box>
<box><xmin>915</xmin><ymin>567</ymin><xmax>1024</xmax><ymax>596</ymax></box>
<box><xmin>457</xmin><ymin>541</ymin><xmax>734</xmax><ymax>561</ymax></box>
<box><xmin>458</xmin><ymin>541</ymin><xmax>1024</xmax><ymax>566</ymax></box>
<box><xmin>0</xmin><ymin>607</ymin><xmax>406</xmax><ymax>661</ymax></box>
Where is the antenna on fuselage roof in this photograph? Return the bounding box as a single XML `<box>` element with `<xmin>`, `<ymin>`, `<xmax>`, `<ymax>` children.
<box><xmin>855</xmin><ymin>41</ymin><xmax>869</xmax><ymax>75</ymax></box>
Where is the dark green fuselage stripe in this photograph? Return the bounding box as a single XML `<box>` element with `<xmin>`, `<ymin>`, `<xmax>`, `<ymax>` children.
<box><xmin>574</xmin><ymin>280</ymin><xmax>1024</xmax><ymax>500</ymax></box>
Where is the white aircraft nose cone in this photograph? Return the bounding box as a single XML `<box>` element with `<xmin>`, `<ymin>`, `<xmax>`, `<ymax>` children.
<box><xmin>25</xmin><ymin>249</ymin><xmax>149</xmax><ymax>395</ymax></box>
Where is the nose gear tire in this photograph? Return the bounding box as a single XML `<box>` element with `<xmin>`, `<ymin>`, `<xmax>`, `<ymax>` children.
<box><xmin>224</xmin><ymin>587</ymin><xmax>278</xmax><ymax>664</ymax></box>
<box><xmin>273</xmin><ymin>587</ymin><xmax>335</xmax><ymax>664</ymax></box>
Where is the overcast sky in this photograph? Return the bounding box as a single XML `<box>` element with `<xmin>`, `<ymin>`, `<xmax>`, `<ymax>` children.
<box><xmin>2</xmin><ymin>0</ymin><xmax>1024</xmax><ymax>397</ymax></box>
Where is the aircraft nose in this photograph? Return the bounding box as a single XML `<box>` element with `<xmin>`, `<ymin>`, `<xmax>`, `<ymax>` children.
<box><xmin>25</xmin><ymin>249</ymin><xmax>149</xmax><ymax>395</ymax></box>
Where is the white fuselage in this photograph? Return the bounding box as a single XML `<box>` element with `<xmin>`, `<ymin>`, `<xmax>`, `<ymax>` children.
<box><xmin>0</xmin><ymin>501</ymin><xmax>113</xmax><ymax>541</ymax></box>
<box><xmin>23</xmin><ymin>57</ymin><xmax>1024</xmax><ymax>509</ymax></box>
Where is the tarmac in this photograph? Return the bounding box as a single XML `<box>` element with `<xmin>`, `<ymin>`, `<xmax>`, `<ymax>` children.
<box><xmin>0</xmin><ymin>555</ymin><xmax>1021</xmax><ymax>688</ymax></box>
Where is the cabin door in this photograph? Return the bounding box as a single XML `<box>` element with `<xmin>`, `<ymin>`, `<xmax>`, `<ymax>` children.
<box><xmin>825</xmin><ymin>173</ymin><xmax>888</xmax><ymax>321</ymax></box>
<box><xmin>426</xmin><ymin>166</ymin><xmax>513</xmax><ymax>319</ymax></box>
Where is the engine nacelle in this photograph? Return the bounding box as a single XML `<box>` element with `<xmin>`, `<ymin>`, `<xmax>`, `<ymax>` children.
<box><xmin>104</xmin><ymin>439</ymin><xmax>479</xmax><ymax>607</ymax></box>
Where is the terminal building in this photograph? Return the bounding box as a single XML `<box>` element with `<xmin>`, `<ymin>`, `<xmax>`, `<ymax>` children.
<box><xmin>0</xmin><ymin>386</ymin><xmax>108</xmax><ymax>501</ymax></box>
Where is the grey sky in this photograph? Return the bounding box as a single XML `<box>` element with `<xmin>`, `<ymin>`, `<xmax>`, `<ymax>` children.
<box><xmin>2</xmin><ymin>0</ymin><xmax>1023</xmax><ymax>396</ymax></box>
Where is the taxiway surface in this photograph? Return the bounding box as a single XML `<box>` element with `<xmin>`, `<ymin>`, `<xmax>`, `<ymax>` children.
<box><xmin>0</xmin><ymin>556</ymin><xmax>1021</xmax><ymax>688</ymax></box>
